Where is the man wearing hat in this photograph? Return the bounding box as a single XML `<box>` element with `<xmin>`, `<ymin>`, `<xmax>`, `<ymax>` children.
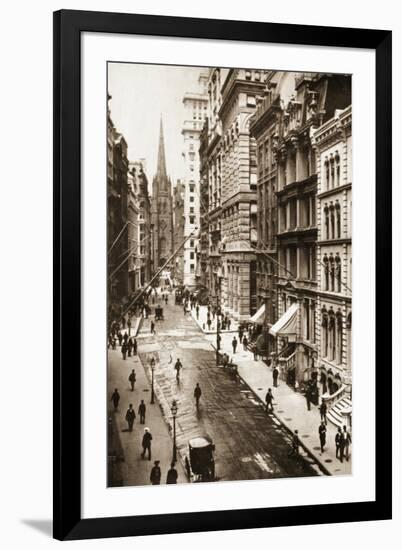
<box><xmin>141</xmin><ymin>427</ymin><xmax>153</xmax><ymax>460</ymax></box>
<box><xmin>150</xmin><ymin>460</ymin><xmax>161</xmax><ymax>485</ymax></box>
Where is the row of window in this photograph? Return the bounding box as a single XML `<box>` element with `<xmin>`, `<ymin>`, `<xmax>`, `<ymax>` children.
<box><xmin>322</xmin><ymin>253</ymin><xmax>342</xmax><ymax>292</ymax></box>
<box><xmin>323</xmin><ymin>201</ymin><xmax>341</xmax><ymax>239</ymax></box>
<box><xmin>321</xmin><ymin>307</ymin><xmax>343</xmax><ymax>364</ymax></box>
<box><xmin>323</xmin><ymin>151</ymin><xmax>341</xmax><ymax>190</ymax></box>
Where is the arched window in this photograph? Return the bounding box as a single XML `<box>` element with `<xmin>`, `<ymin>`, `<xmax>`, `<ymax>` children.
<box><xmin>335</xmin><ymin>253</ymin><xmax>342</xmax><ymax>292</ymax></box>
<box><xmin>336</xmin><ymin>310</ymin><xmax>343</xmax><ymax>364</ymax></box>
<box><xmin>335</xmin><ymin>150</ymin><xmax>341</xmax><ymax>186</ymax></box>
<box><xmin>329</xmin><ymin>254</ymin><xmax>335</xmax><ymax>291</ymax></box>
<box><xmin>324</xmin><ymin>204</ymin><xmax>329</xmax><ymax>239</ymax></box>
<box><xmin>321</xmin><ymin>307</ymin><xmax>328</xmax><ymax>357</ymax></box>
<box><xmin>335</xmin><ymin>200</ymin><xmax>341</xmax><ymax>238</ymax></box>
<box><xmin>330</xmin><ymin>202</ymin><xmax>335</xmax><ymax>239</ymax></box>
<box><xmin>323</xmin><ymin>254</ymin><xmax>329</xmax><ymax>291</ymax></box>
<box><xmin>324</xmin><ymin>157</ymin><xmax>329</xmax><ymax>189</ymax></box>
<box><xmin>328</xmin><ymin>309</ymin><xmax>336</xmax><ymax>361</ymax></box>
<box><xmin>330</xmin><ymin>154</ymin><xmax>335</xmax><ymax>188</ymax></box>
<box><xmin>346</xmin><ymin>311</ymin><xmax>352</xmax><ymax>330</ymax></box>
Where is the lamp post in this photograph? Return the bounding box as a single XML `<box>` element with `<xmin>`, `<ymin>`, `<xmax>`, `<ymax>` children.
<box><xmin>150</xmin><ymin>356</ymin><xmax>155</xmax><ymax>404</ymax></box>
<box><xmin>171</xmin><ymin>400</ymin><xmax>178</xmax><ymax>463</ymax></box>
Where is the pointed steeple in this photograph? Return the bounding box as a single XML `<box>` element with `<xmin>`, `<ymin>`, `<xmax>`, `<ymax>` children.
<box><xmin>156</xmin><ymin>115</ymin><xmax>167</xmax><ymax>180</ymax></box>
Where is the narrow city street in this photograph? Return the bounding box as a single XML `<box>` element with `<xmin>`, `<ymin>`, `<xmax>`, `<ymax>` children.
<box><xmin>134</xmin><ymin>293</ymin><xmax>318</xmax><ymax>483</ymax></box>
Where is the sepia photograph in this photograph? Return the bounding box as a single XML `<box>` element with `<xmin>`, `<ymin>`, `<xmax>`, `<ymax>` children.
<box><xmin>106</xmin><ymin>63</ymin><xmax>352</xmax><ymax>487</ymax></box>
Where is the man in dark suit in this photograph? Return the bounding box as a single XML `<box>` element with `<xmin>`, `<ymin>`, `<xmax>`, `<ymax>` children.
<box><xmin>125</xmin><ymin>404</ymin><xmax>136</xmax><ymax>432</ymax></box>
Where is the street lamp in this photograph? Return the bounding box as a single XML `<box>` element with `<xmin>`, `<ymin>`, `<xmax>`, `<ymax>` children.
<box><xmin>216</xmin><ymin>293</ymin><xmax>221</xmax><ymax>366</ymax></box>
<box><xmin>150</xmin><ymin>356</ymin><xmax>155</xmax><ymax>404</ymax></box>
<box><xmin>171</xmin><ymin>399</ymin><xmax>178</xmax><ymax>463</ymax></box>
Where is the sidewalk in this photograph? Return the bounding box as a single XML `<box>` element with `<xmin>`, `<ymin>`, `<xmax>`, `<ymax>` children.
<box><xmin>190</xmin><ymin>305</ymin><xmax>238</xmax><ymax>334</ymax></box>
<box><xmin>206</xmin><ymin>331</ymin><xmax>352</xmax><ymax>476</ymax></box>
<box><xmin>108</xmin><ymin>347</ymin><xmax>187</xmax><ymax>486</ymax></box>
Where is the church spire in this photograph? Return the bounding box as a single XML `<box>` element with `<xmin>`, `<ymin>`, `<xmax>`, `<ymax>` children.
<box><xmin>156</xmin><ymin>115</ymin><xmax>167</xmax><ymax>180</ymax></box>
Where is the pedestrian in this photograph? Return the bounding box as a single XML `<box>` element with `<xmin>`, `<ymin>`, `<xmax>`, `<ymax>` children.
<box><xmin>265</xmin><ymin>388</ymin><xmax>274</xmax><ymax>412</ymax></box>
<box><xmin>242</xmin><ymin>335</ymin><xmax>248</xmax><ymax>351</ymax></box>
<box><xmin>305</xmin><ymin>387</ymin><xmax>311</xmax><ymax>411</ymax></box>
<box><xmin>174</xmin><ymin>358</ymin><xmax>182</xmax><ymax>380</ymax></box>
<box><xmin>111</xmin><ymin>388</ymin><xmax>120</xmax><ymax>411</ymax></box>
<box><xmin>127</xmin><ymin>317</ymin><xmax>132</xmax><ymax>335</ymax></box>
<box><xmin>207</xmin><ymin>317</ymin><xmax>212</xmax><ymax>331</ymax></box>
<box><xmin>150</xmin><ymin>320</ymin><xmax>156</xmax><ymax>335</ymax></box>
<box><xmin>138</xmin><ymin>399</ymin><xmax>146</xmax><ymax>424</ymax></box>
<box><xmin>319</xmin><ymin>399</ymin><xmax>327</xmax><ymax>424</ymax></box>
<box><xmin>123</xmin><ymin>331</ymin><xmax>128</xmax><ymax>344</ymax></box>
<box><xmin>117</xmin><ymin>331</ymin><xmax>123</xmax><ymax>346</ymax></box>
<box><xmin>127</xmin><ymin>337</ymin><xmax>133</xmax><ymax>357</ymax></box>
<box><xmin>125</xmin><ymin>403</ymin><xmax>136</xmax><ymax>432</ymax></box>
<box><xmin>166</xmin><ymin>462</ymin><xmax>178</xmax><ymax>484</ymax></box>
<box><xmin>227</xmin><ymin>318</ymin><xmax>231</xmax><ymax>330</ymax></box>
<box><xmin>128</xmin><ymin>369</ymin><xmax>136</xmax><ymax>391</ymax></box>
<box><xmin>232</xmin><ymin>336</ymin><xmax>238</xmax><ymax>354</ymax></box>
<box><xmin>216</xmin><ymin>333</ymin><xmax>221</xmax><ymax>350</ymax></box>
<box><xmin>196</xmin><ymin>305</ymin><xmax>199</xmax><ymax>319</ymax></box>
<box><xmin>340</xmin><ymin>425</ymin><xmax>352</xmax><ymax>462</ymax></box>
<box><xmin>194</xmin><ymin>383</ymin><xmax>202</xmax><ymax>408</ymax></box>
<box><xmin>238</xmin><ymin>326</ymin><xmax>243</xmax><ymax>342</ymax></box>
<box><xmin>121</xmin><ymin>317</ymin><xmax>126</xmax><ymax>329</ymax></box>
<box><xmin>165</xmin><ymin>294</ymin><xmax>168</xmax><ymax>305</ymax></box>
<box><xmin>141</xmin><ymin>427</ymin><xmax>152</xmax><ymax>459</ymax></box>
<box><xmin>133</xmin><ymin>338</ymin><xmax>137</xmax><ymax>355</ymax></box>
<box><xmin>319</xmin><ymin>421</ymin><xmax>327</xmax><ymax>452</ymax></box>
<box><xmin>121</xmin><ymin>341</ymin><xmax>127</xmax><ymax>360</ymax></box>
<box><xmin>272</xmin><ymin>366</ymin><xmax>279</xmax><ymax>387</ymax></box>
<box><xmin>150</xmin><ymin>460</ymin><xmax>161</xmax><ymax>485</ymax></box>
<box><xmin>335</xmin><ymin>426</ymin><xmax>342</xmax><ymax>459</ymax></box>
<box><xmin>289</xmin><ymin>430</ymin><xmax>300</xmax><ymax>456</ymax></box>
<box><xmin>112</xmin><ymin>336</ymin><xmax>116</xmax><ymax>350</ymax></box>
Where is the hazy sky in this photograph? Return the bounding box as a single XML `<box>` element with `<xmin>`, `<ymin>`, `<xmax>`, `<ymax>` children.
<box><xmin>108</xmin><ymin>63</ymin><xmax>204</xmax><ymax>187</ymax></box>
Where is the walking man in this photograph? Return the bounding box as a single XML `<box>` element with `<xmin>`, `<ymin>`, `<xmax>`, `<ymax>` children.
<box><xmin>111</xmin><ymin>388</ymin><xmax>120</xmax><ymax>411</ymax></box>
<box><xmin>194</xmin><ymin>383</ymin><xmax>202</xmax><ymax>409</ymax></box>
<box><xmin>166</xmin><ymin>462</ymin><xmax>178</xmax><ymax>484</ymax></box>
<box><xmin>319</xmin><ymin>399</ymin><xmax>328</xmax><ymax>424</ymax></box>
<box><xmin>121</xmin><ymin>341</ymin><xmax>127</xmax><ymax>360</ymax></box>
<box><xmin>242</xmin><ymin>335</ymin><xmax>248</xmax><ymax>351</ymax></box>
<box><xmin>232</xmin><ymin>336</ymin><xmax>238</xmax><ymax>354</ymax></box>
<box><xmin>335</xmin><ymin>426</ymin><xmax>342</xmax><ymax>459</ymax></box>
<box><xmin>133</xmin><ymin>338</ymin><xmax>137</xmax><ymax>356</ymax></box>
<box><xmin>319</xmin><ymin>421</ymin><xmax>327</xmax><ymax>452</ymax></box>
<box><xmin>141</xmin><ymin>427</ymin><xmax>152</xmax><ymax>459</ymax></box>
<box><xmin>138</xmin><ymin>399</ymin><xmax>146</xmax><ymax>424</ymax></box>
<box><xmin>342</xmin><ymin>425</ymin><xmax>352</xmax><ymax>462</ymax></box>
<box><xmin>127</xmin><ymin>317</ymin><xmax>132</xmax><ymax>336</ymax></box>
<box><xmin>272</xmin><ymin>366</ymin><xmax>279</xmax><ymax>387</ymax></box>
<box><xmin>305</xmin><ymin>387</ymin><xmax>311</xmax><ymax>411</ymax></box>
<box><xmin>128</xmin><ymin>369</ymin><xmax>136</xmax><ymax>392</ymax></box>
<box><xmin>150</xmin><ymin>460</ymin><xmax>161</xmax><ymax>485</ymax></box>
<box><xmin>150</xmin><ymin>320</ymin><xmax>156</xmax><ymax>335</ymax></box>
<box><xmin>127</xmin><ymin>337</ymin><xmax>133</xmax><ymax>357</ymax></box>
<box><xmin>125</xmin><ymin>404</ymin><xmax>136</xmax><ymax>432</ymax></box>
<box><xmin>227</xmin><ymin>318</ymin><xmax>231</xmax><ymax>330</ymax></box>
<box><xmin>207</xmin><ymin>317</ymin><xmax>212</xmax><ymax>331</ymax></box>
<box><xmin>196</xmin><ymin>304</ymin><xmax>199</xmax><ymax>319</ymax></box>
<box><xmin>174</xmin><ymin>358</ymin><xmax>182</xmax><ymax>381</ymax></box>
<box><xmin>265</xmin><ymin>388</ymin><xmax>274</xmax><ymax>412</ymax></box>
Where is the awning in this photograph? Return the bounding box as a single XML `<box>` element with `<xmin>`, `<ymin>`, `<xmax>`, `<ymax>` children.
<box><xmin>250</xmin><ymin>304</ymin><xmax>265</xmax><ymax>324</ymax></box>
<box><xmin>269</xmin><ymin>302</ymin><xmax>299</xmax><ymax>337</ymax></box>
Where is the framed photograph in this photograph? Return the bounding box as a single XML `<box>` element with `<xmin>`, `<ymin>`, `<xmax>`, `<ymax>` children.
<box><xmin>53</xmin><ymin>9</ymin><xmax>392</xmax><ymax>541</ymax></box>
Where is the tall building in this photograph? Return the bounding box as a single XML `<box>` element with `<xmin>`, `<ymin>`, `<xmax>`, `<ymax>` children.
<box><xmin>203</xmin><ymin>68</ymin><xmax>228</xmax><ymax>300</ymax></box>
<box><xmin>151</xmin><ymin>117</ymin><xmax>174</xmax><ymax>270</ymax></box>
<box><xmin>267</xmin><ymin>72</ymin><xmax>351</xmax><ymax>390</ymax></box>
<box><xmin>172</xmin><ymin>180</ymin><xmax>185</xmax><ymax>283</ymax></box>
<box><xmin>129</xmin><ymin>160</ymin><xmax>151</xmax><ymax>288</ymax></box>
<box><xmin>181</xmin><ymin>71</ymin><xmax>209</xmax><ymax>288</ymax></box>
<box><xmin>312</xmin><ymin>106</ymin><xmax>352</xmax><ymax>419</ymax></box>
<box><xmin>198</xmin><ymin>119</ymin><xmax>209</xmax><ymax>289</ymax></box>
<box><xmin>218</xmin><ymin>68</ymin><xmax>268</xmax><ymax>320</ymax></box>
<box><xmin>127</xmin><ymin>163</ymin><xmax>140</xmax><ymax>294</ymax></box>
<box><xmin>249</xmin><ymin>76</ymin><xmax>280</xmax><ymax>354</ymax></box>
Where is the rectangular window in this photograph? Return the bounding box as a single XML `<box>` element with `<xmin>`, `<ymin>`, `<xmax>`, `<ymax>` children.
<box><xmin>190</xmin><ymin>264</ymin><xmax>195</xmax><ymax>273</ymax></box>
<box><xmin>189</xmin><ymin>216</ymin><xmax>195</xmax><ymax>224</ymax></box>
<box><xmin>190</xmin><ymin>239</ymin><xmax>194</xmax><ymax>247</ymax></box>
<box><xmin>190</xmin><ymin>196</ymin><xmax>194</xmax><ymax>202</ymax></box>
<box><xmin>190</xmin><ymin>207</ymin><xmax>194</xmax><ymax>213</ymax></box>
<box><xmin>189</xmin><ymin>183</ymin><xmax>195</xmax><ymax>192</ymax></box>
<box><xmin>190</xmin><ymin>252</ymin><xmax>194</xmax><ymax>259</ymax></box>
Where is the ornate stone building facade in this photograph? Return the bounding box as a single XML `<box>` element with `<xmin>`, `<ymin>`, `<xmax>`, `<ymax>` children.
<box><xmin>312</xmin><ymin>106</ymin><xmax>352</xmax><ymax>418</ymax></box>
<box><xmin>218</xmin><ymin>68</ymin><xmax>267</xmax><ymax>320</ymax></box>
<box><xmin>151</xmin><ymin>118</ymin><xmax>174</xmax><ymax>269</ymax></box>
<box><xmin>181</xmin><ymin>72</ymin><xmax>209</xmax><ymax>288</ymax></box>
<box><xmin>267</xmin><ymin>72</ymin><xmax>351</xmax><ymax>390</ymax></box>
<box><xmin>172</xmin><ymin>180</ymin><xmax>185</xmax><ymax>283</ymax></box>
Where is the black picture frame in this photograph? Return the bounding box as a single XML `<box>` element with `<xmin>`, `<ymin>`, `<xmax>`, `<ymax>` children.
<box><xmin>53</xmin><ymin>9</ymin><xmax>392</xmax><ymax>541</ymax></box>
